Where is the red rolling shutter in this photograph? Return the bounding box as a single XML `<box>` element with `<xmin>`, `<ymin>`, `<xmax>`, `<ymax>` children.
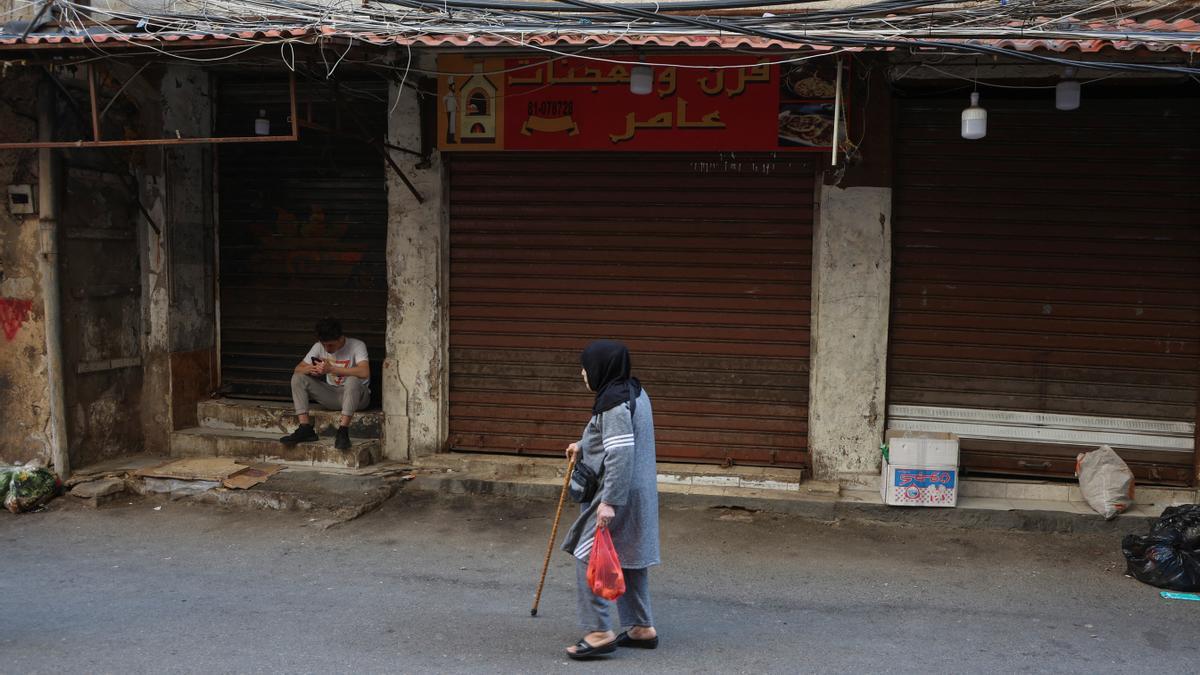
<box><xmin>890</xmin><ymin>95</ymin><xmax>1200</xmax><ymax>485</ymax></box>
<box><xmin>448</xmin><ymin>153</ymin><xmax>814</xmax><ymax>469</ymax></box>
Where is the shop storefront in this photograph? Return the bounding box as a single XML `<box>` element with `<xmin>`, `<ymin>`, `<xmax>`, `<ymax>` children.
<box><xmin>888</xmin><ymin>92</ymin><xmax>1200</xmax><ymax>484</ymax></box>
<box><xmin>215</xmin><ymin>78</ymin><xmax>389</xmax><ymax>404</ymax></box>
<box><xmin>438</xmin><ymin>53</ymin><xmax>839</xmax><ymax>468</ymax></box>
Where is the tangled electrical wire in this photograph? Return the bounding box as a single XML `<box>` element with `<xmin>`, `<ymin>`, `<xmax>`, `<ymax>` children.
<box><xmin>7</xmin><ymin>0</ymin><xmax>1200</xmax><ymax>74</ymax></box>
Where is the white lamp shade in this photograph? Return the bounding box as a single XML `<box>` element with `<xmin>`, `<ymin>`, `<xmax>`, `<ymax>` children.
<box><xmin>630</xmin><ymin>65</ymin><xmax>653</xmax><ymax>96</ymax></box>
<box><xmin>1056</xmin><ymin>79</ymin><xmax>1081</xmax><ymax>110</ymax></box>
<box><xmin>961</xmin><ymin>92</ymin><xmax>987</xmax><ymax>140</ymax></box>
<box><xmin>254</xmin><ymin>109</ymin><xmax>270</xmax><ymax>136</ymax></box>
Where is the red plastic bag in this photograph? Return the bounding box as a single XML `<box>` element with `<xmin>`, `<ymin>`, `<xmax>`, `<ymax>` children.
<box><xmin>587</xmin><ymin>525</ymin><xmax>626</xmax><ymax>601</ymax></box>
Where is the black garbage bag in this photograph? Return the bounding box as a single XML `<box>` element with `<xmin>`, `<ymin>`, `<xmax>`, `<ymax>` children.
<box><xmin>1122</xmin><ymin>504</ymin><xmax>1200</xmax><ymax>591</ymax></box>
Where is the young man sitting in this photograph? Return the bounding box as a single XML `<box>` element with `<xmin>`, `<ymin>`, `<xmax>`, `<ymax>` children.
<box><xmin>281</xmin><ymin>318</ymin><xmax>370</xmax><ymax>451</ymax></box>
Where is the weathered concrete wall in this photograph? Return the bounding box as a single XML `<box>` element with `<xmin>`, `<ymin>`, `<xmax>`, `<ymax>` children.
<box><xmin>161</xmin><ymin>67</ymin><xmax>214</xmax><ymax>354</ymax></box>
<box><xmin>139</xmin><ymin>65</ymin><xmax>215</xmax><ymax>451</ymax></box>
<box><xmin>808</xmin><ymin>184</ymin><xmax>891</xmax><ymax>481</ymax></box>
<box><xmin>60</xmin><ymin>150</ymin><xmax>145</xmax><ymax>467</ymax></box>
<box><xmin>47</xmin><ymin>62</ymin><xmax>158</xmax><ymax>468</ymax></box>
<box><xmin>0</xmin><ymin>68</ymin><xmax>52</xmax><ymax>466</ymax></box>
<box><xmin>384</xmin><ymin>63</ymin><xmax>446</xmax><ymax>460</ymax></box>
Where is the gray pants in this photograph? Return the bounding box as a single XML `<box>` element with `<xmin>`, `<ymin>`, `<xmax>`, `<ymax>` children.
<box><xmin>290</xmin><ymin>373</ymin><xmax>370</xmax><ymax>417</ymax></box>
<box><xmin>575</xmin><ymin>558</ymin><xmax>654</xmax><ymax>633</ymax></box>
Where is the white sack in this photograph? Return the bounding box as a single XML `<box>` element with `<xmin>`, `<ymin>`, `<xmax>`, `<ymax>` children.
<box><xmin>1076</xmin><ymin>445</ymin><xmax>1135</xmax><ymax>520</ymax></box>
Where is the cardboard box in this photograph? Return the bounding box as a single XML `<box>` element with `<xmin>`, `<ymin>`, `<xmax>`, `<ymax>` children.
<box><xmin>882</xmin><ymin>430</ymin><xmax>959</xmax><ymax>507</ymax></box>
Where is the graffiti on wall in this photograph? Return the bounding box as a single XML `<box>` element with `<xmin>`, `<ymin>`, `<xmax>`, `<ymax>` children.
<box><xmin>245</xmin><ymin>205</ymin><xmax>370</xmax><ymax>284</ymax></box>
<box><xmin>0</xmin><ymin>298</ymin><xmax>33</xmax><ymax>341</ymax></box>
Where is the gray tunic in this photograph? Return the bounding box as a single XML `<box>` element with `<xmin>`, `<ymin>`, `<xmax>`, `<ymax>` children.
<box><xmin>561</xmin><ymin>390</ymin><xmax>660</xmax><ymax>569</ymax></box>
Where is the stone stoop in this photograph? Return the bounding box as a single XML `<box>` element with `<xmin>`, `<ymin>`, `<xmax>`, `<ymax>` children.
<box><xmin>169</xmin><ymin>398</ymin><xmax>384</xmax><ymax>469</ymax></box>
<box><xmin>197</xmin><ymin>398</ymin><xmax>383</xmax><ymax>438</ymax></box>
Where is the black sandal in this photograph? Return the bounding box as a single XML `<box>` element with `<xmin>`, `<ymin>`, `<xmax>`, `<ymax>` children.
<box><xmin>566</xmin><ymin>638</ymin><xmax>618</xmax><ymax>660</ymax></box>
<box><xmin>616</xmin><ymin>631</ymin><xmax>659</xmax><ymax>649</ymax></box>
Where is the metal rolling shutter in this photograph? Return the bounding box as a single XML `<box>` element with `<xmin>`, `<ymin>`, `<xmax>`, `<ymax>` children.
<box><xmin>890</xmin><ymin>95</ymin><xmax>1200</xmax><ymax>485</ymax></box>
<box><xmin>216</xmin><ymin>80</ymin><xmax>387</xmax><ymax>402</ymax></box>
<box><xmin>448</xmin><ymin>153</ymin><xmax>814</xmax><ymax>468</ymax></box>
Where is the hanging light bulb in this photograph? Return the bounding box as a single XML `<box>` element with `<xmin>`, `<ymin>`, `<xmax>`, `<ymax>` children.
<box><xmin>254</xmin><ymin>109</ymin><xmax>270</xmax><ymax>136</ymax></box>
<box><xmin>961</xmin><ymin>92</ymin><xmax>987</xmax><ymax>140</ymax></box>
<box><xmin>630</xmin><ymin>62</ymin><xmax>653</xmax><ymax>96</ymax></box>
<box><xmin>1055</xmin><ymin>67</ymin><xmax>1081</xmax><ymax>111</ymax></box>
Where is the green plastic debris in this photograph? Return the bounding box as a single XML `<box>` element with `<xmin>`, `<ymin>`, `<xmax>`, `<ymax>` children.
<box><xmin>1161</xmin><ymin>591</ymin><xmax>1200</xmax><ymax>602</ymax></box>
<box><xmin>880</xmin><ymin>443</ymin><xmax>889</xmax><ymax>462</ymax></box>
<box><xmin>0</xmin><ymin>465</ymin><xmax>59</xmax><ymax>513</ymax></box>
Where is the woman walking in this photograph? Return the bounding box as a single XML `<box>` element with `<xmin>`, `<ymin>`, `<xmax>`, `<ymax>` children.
<box><xmin>561</xmin><ymin>339</ymin><xmax>661</xmax><ymax>660</ymax></box>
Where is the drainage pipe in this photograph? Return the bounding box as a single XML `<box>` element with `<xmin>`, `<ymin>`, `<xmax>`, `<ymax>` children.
<box><xmin>37</xmin><ymin>77</ymin><xmax>70</xmax><ymax>480</ymax></box>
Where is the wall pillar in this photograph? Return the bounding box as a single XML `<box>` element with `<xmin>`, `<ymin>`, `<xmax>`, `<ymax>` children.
<box><xmin>808</xmin><ymin>184</ymin><xmax>892</xmax><ymax>481</ymax></box>
<box><xmin>384</xmin><ymin>66</ymin><xmax>446</xmax><ymax>460</ymax></box>
<box><xmin>807</xmin><ymin>58</ymin><xmax>895</xmax><ymax>483</ymax></box>
<box><xmin>140</xmin><ymin>65</ymin><xmax>215</xmax><ymax>452</ymax></box>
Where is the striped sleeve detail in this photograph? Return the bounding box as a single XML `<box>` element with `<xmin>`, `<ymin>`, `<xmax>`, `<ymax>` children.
<box><xmin>574</xmin><ymin>532</ymin><xmax>596</xmax><ymax>560</ymax></box>
<box><xmin>602</xmin><ymin>434</ymin><xmax>634</xmax><ymax>450</ymax></box>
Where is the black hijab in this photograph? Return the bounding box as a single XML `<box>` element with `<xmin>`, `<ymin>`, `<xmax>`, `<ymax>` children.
<box><xmin>581</xmin><ymin>339</ymin><xmax>642</xmax><ymax>415</ymax></box>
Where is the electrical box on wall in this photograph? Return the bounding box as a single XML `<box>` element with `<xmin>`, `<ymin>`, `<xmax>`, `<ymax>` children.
<box><xmin>7</xmin><ymin>185</ymin><xmax>35</xmax><ymax>215</ymax></box>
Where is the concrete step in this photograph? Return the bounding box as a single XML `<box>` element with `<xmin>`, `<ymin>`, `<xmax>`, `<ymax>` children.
<box><xmin>197</xmin><ymin>398</ymin><xmax>383</xmax><ymax>439</ymax></box>
<box><xmin>170</xmin><ymin>427</ymin><xmax>378</xmax><ymax>469</ymax></box>
<box><xmin>411</xmin><ymin>453</ymin><xmax>818</xmax><ymax>493</ymax></box>
<box><xmin>409</xmin><ymin>472</ymin><xmax>1162</xmax><ymax>536</ymax></box>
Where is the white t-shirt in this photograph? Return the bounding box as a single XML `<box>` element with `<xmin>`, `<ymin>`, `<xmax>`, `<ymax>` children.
<box><xmin>304</xmin><ymin>338</ymin><xmax>369</xmax><ymax>387</ymax></box>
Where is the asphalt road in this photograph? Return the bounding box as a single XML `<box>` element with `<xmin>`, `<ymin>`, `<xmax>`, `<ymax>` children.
<box><xmin>2</xmin><ymin>488</ymin><xmax>1196</xmax><ymax>674</ymax></box>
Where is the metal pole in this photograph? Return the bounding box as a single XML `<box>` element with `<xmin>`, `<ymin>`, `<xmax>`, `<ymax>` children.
<box><xmin>831</xmin><ymin>58</ymin><xmax>843</xmax><ymax>167</ymax></box>
<box><xmin>37</xmin><ymin>78</ymin><xmax>70</xmax><ymax>480</ymax></box>
<box><xmin>87</xmin><ymin>64</ymin><xmax>102</xmax><ymax>141</ymax></box>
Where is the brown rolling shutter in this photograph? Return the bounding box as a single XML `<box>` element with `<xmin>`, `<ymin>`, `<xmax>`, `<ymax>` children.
<box><xmin>216</xmin><ymin>79</ymin><xmax>387</xmax><ymax>402</ymax></box>
<box><xmin>448</xmin><ymin>153</ymin><xmax>814</xmax><ymax>468</ymax></box>
<box><xmin>890</xmin><ymin>94</ymin><xmax>1200</xmax><ymax>485</ymax></box>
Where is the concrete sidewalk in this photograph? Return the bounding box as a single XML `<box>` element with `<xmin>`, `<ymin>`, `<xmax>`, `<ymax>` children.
<box><xmin>409</xmin><ymin>454</ymin><xmax>1197</xmax><ymax>536</ymax></box>
<box><xmin>65</xmin><ymin>455</ymin><xmax>412</xmax><ymax>528</ymax></box>
<box><xmin>64</xmin><ymin>453</ymin><xmax>1196</xmax><ymax>536</ymax></box>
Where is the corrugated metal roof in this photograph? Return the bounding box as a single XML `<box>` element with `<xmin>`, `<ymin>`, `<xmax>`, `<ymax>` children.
<box><xmin>2</xmin><ymin>19</ymin><xmax>1197</xmax><ymax>53</ymax></box>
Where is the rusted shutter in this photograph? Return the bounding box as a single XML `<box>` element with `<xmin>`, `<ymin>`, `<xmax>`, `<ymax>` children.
<box><xmin>890</xmin><ymin>94</ymin><xmax>1200</xmax><ymax>485</ymax></box>
<box><xmin>448</xmin><ymin>153</ymin><xmax>813</xmax><ymax>468</ymax></box>
<box><xmin>216</xmin><ymin>79</ymin><xmax>387</xmax><ymax>402</ymax></box>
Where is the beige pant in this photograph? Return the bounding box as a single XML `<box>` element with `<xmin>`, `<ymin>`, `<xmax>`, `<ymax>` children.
<box><xmin>290</xmin><ymin>373</ymin><xmax>370</xmax><ymax>416</ymax></box>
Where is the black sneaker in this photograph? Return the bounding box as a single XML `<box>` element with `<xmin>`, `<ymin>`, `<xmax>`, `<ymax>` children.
<box><xmin>335</xmin><ymin>426</ymin><xmax>351</xmax><ymax>451</ymax></box>
<box><xmin>280</xmin><ymin>424</ymin><xmax>318</xmax><ymax>446</ymax></box>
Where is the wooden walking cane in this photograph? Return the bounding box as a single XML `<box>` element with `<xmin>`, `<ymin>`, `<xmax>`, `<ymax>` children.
<box><xmin>531</xmin><ymin>453</ymin><xmax>577</xmax><ymax>617</ymax></box>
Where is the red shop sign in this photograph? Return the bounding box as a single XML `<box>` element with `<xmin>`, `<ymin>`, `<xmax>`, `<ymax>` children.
<box><xmin>436</xmin><ymin>54</ymin><xmax>845</xmax><ymax>152</ymax></box>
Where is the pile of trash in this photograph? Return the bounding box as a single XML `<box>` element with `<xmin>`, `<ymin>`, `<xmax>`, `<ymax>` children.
<box><xmin>1123</xmin><ymin>504</ymin><xmax>1200</xmax><ymax>592</ymax></box>
<box><xmin>0</xmin><ymin>462</ymin><xmax>60</xmax><ymax>513</ymax></box>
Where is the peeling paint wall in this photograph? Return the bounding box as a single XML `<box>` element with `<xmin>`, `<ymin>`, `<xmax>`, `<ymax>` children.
<box><xmin>161</xmin><ymin>67</ymin><xmax>214</xmax><ymax>354</ymax></box>
<box><xmin>809</xmin><ymin>183</ymin><xmax>892</xmax><ymax>481</ymax></box>
<box><xmin>0</xmin><ymin>68</ymin><xmax>52</xmax><ymax>466</ymax></box>
<box><xmin>1</xmin><ymin>62</ymin><xmax>215</xmax><ymax>467</ymax></box>
<box><xmin>384</xmin><ymin>62</ymin><xmax>446</xmax><ymax>460</ymax></box>
<box><xmin>57</xmin><ymin>65</ymin><xmax>147</xmax><ymax>467</ymax></box>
